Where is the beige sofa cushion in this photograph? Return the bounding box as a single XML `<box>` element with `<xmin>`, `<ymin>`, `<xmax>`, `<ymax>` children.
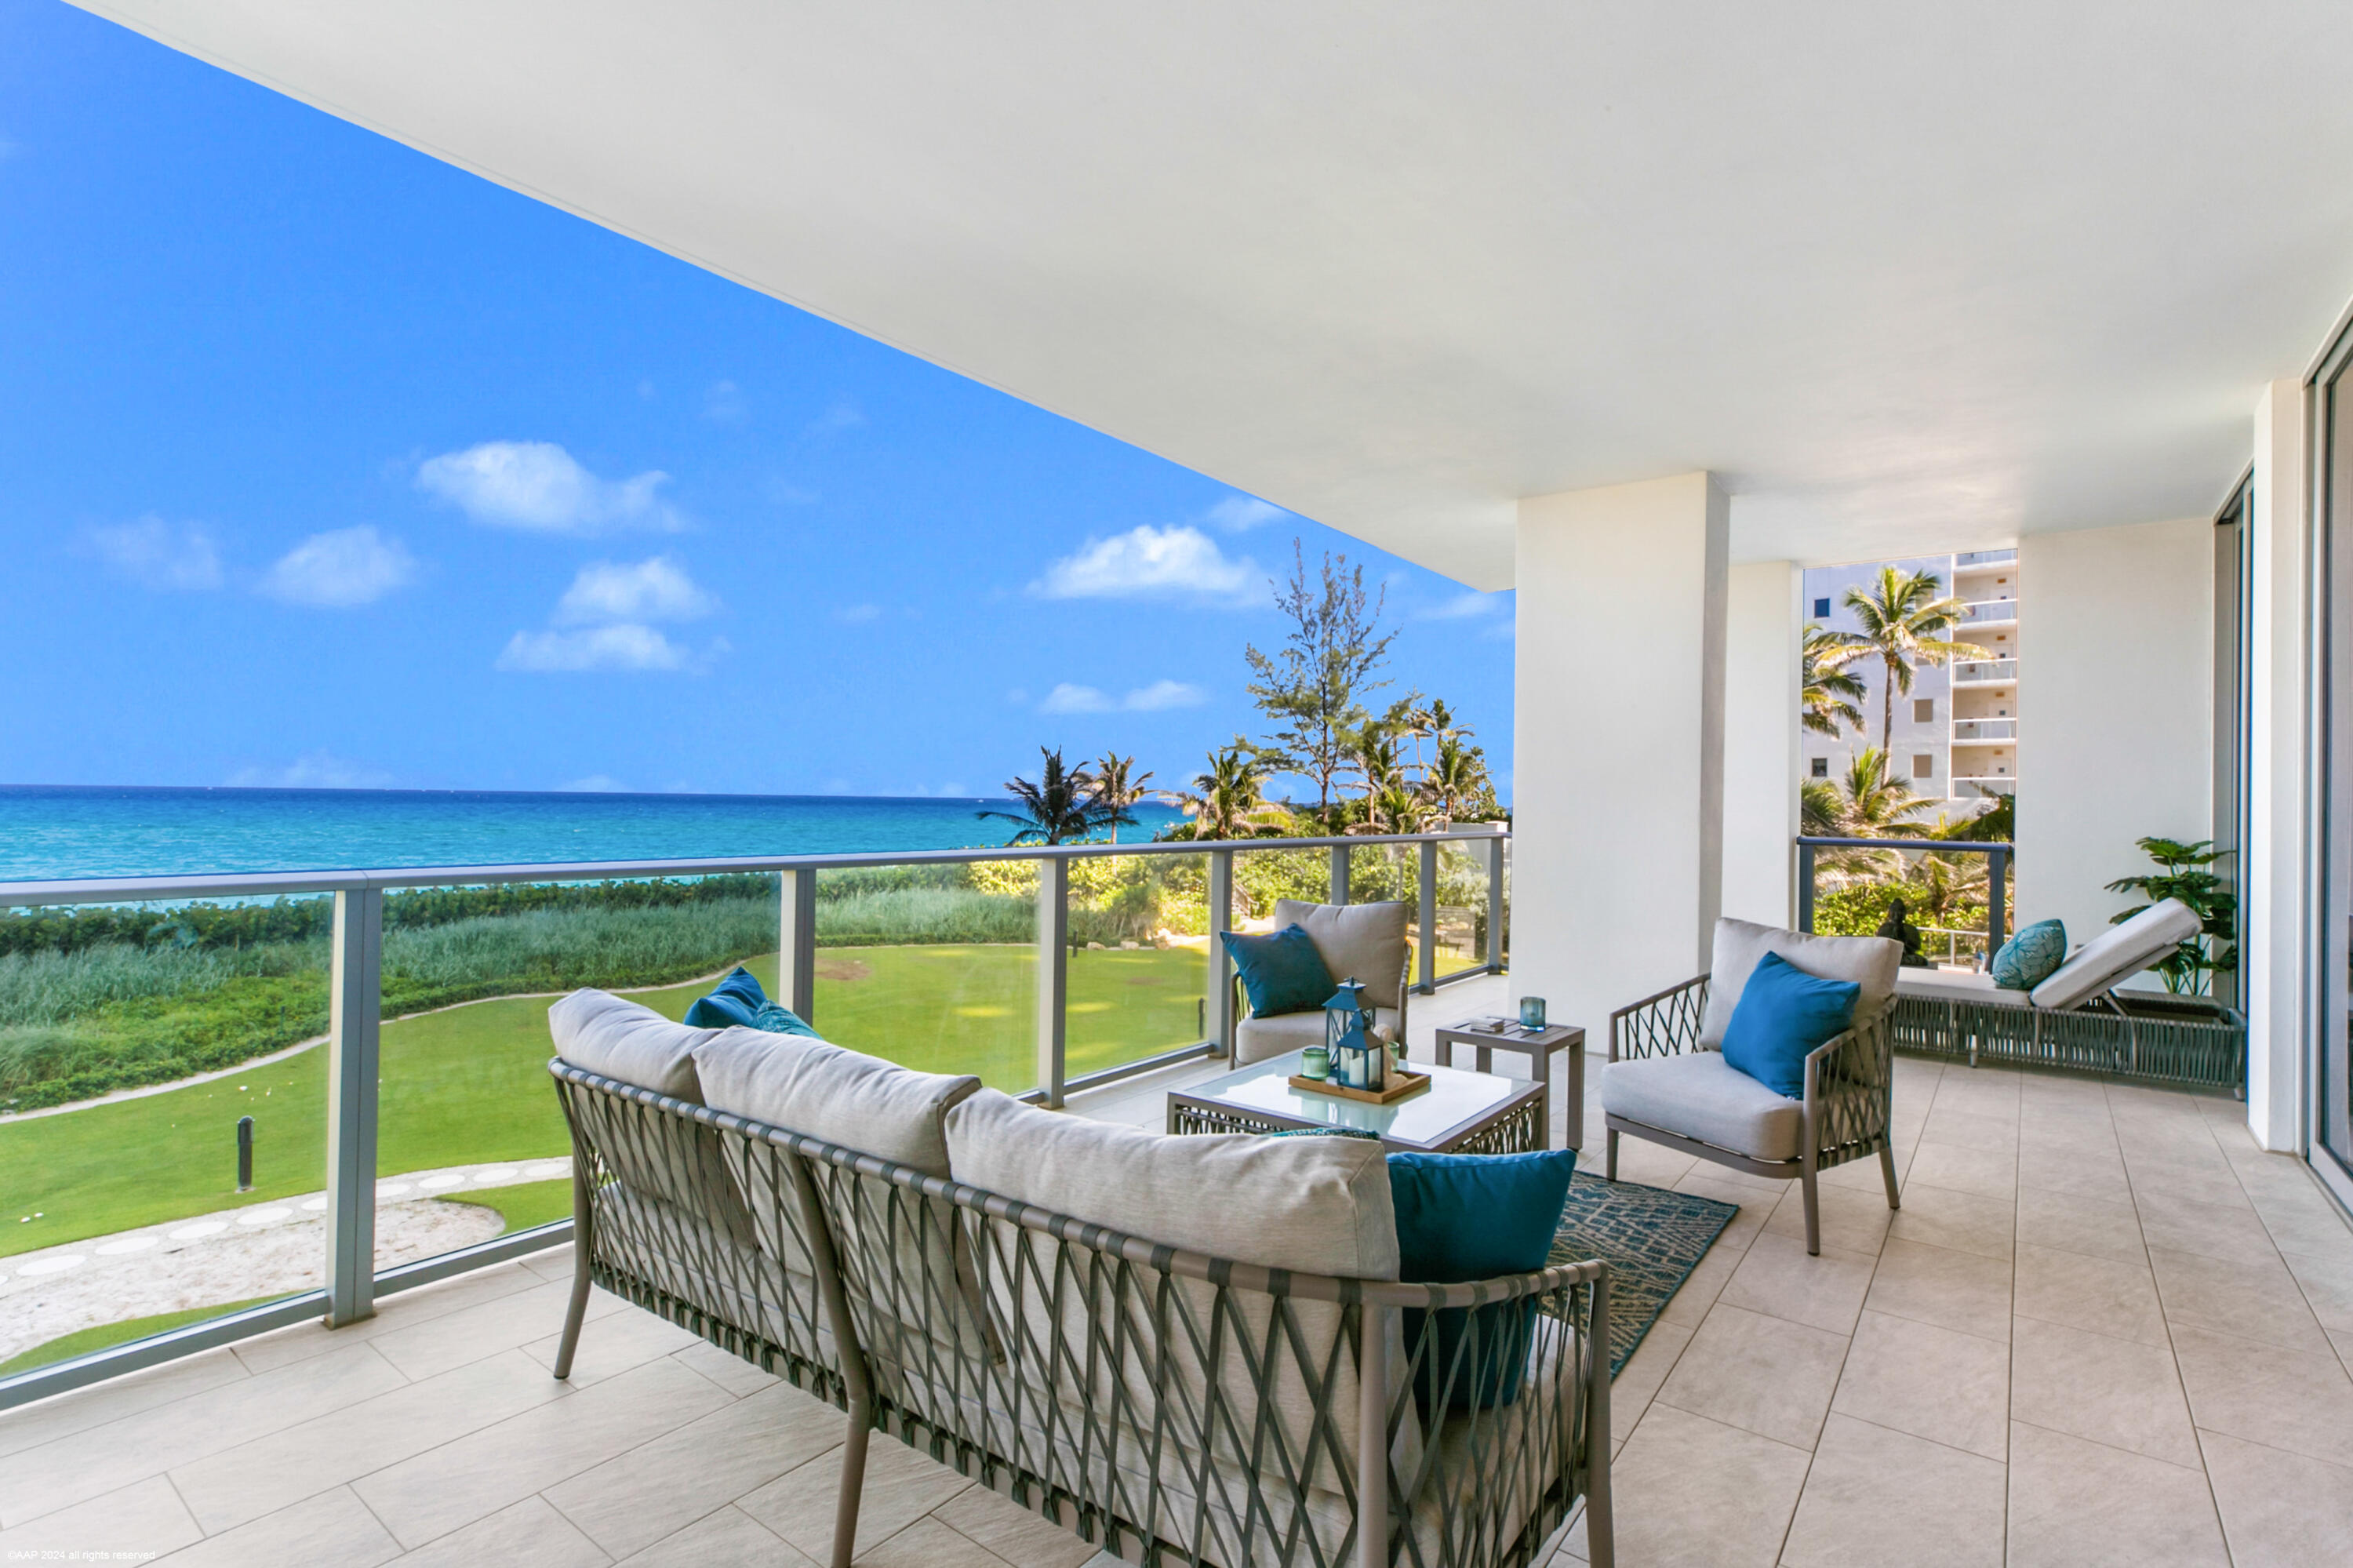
<box><xmin>1274</xmin><ymin>898</ymin><xmax>1411</xmax><ymax>1010</ymax></box>
<box><xmin>1699</xmin><ymin>919</ymin><xmax>1901</xmax><ymax>1050</ymax></box>
<box><xmin>1601</xmin><ymin>1051</ymin><xmax>1806</xmax><ymax>1161</ymax></box>
<box><xmin>692</xmin><ymin>1029</ymin><xmax>980</xmax><ymax>1177</ymax></box>
<box><xmin>550</xmin><ymin>988</ymin><xmax>721</xmax><ymax>1101</ymax></box>
<box><xmin>1233</xmin><ymin>1004</ymin><xmax>1402</xmax><ymax>1066</ymax></box>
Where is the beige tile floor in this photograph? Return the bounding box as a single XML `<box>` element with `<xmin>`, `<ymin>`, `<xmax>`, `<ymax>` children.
<box><xmin>3</xmin><ymin>975</ymin><xmax>2350</xmax><ymax>1566</ymax></box>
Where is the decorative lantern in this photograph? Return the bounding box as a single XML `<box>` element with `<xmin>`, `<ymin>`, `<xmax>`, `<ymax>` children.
<box><xmin>1323</xmin><ymin>978</ymin><xmax>1382</xmax><ymax>1091</ymax></box>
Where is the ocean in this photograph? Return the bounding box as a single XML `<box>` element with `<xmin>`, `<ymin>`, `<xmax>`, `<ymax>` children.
<box><xmin>0</xmin><ymin>786</ymin><xmax>1190</xmax><ymax>882</ymax></box>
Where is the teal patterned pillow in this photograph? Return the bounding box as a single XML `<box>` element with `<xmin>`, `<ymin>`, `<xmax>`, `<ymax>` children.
<box><xmin>1991</xmin><ymin>919</ymin><xmax>2067</xmax><ymax>991</ymax></box>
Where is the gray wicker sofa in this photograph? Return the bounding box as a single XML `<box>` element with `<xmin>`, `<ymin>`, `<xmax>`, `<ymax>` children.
<box><xmin>546</xmin><ymin>988</ymin><xmax>1614</xmax><ymax>1568</ymax></box>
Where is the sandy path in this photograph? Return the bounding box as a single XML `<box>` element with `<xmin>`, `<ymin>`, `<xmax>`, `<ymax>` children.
<box><xmin>0</xmin><ymin>1157</ymin><xmax>573</xmax><ymax>1364</ymax></box>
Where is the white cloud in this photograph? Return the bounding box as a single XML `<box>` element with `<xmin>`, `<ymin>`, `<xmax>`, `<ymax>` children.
<box><xmin>1123</xmin><ymin>678</ymin><xmax>1206</xmax><ymax>711</ymax></box>
<box><xmin>229</xmin><ymin>751</ymin><xmax>393</xmax><ymax>789</ymax></box>
<box><xmin>416</xmin><ymin>440</ymin><xmax>682</xmax><ymax>534</ymax></box>
<box><xmin>496</xmin><ymin>624</ymin><xmax>693</xmax><ymax>673</ymax></box>
<box><xmin>563</xmin><ymin>774</ymin><xmax>627</xmax><ymax>792</ymax></box>
<box><xmin>89</xmin><ymin>516</ymin><xmax>223</xmax><ymax>591</ymax></box>
<box><xmin>832</xmin><ymin>602</ymin><xmax>882</xmax><ymax>624</ymax></box>
<box><xmin>801</xmin><ymin>396</ymin><xmax>863</xmax><ymax>440</ymax></box>
<box><xmin>1040</xmin><ymin>682</ymin><xmax>1114</xmax><ymax>714</ymax></box>
<box><xmin>1207</xmin><ymin>496</ymin><xmax>1289</xmax><ymax>532</ymax></box>
<box><xmin>1039</xmin><ymin>679</ymin><xmax>1206</xmax><ymax>715</ymax></box>
<box><xmin>258</xmin><ymin>526</ymin><xmax>417</xmax><ymax>606</ymax></box>
<box><xmin>1419</xmin><ymin>590</ymin><xmax>1507</xmax><ymax>620</ymax></box>
<box><xmin>702</xmin><ymin>380</ymin><xmax>746</xmax><ymax>424</ymax></box>
<box><xmin>554</xmin><ymin>557</ymin><xmax>717</xmax><ymax>625</ymax></box>
<box><xmin>1031</xmin><ymin>525</ymin><xmax>1256</xmax><ymax>602</ymax></box>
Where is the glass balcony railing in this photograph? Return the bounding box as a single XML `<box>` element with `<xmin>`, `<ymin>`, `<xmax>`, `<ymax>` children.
<box><xmin>1952</xmin><ymin>658</ymin><xmax>2019</xmax><ymax>683</ymax></box>
<box><xmin>1955</xmin><ymin>548</ymin><xmax>2019</xmax><ymax>567</ymax></box>
<box><xmin>1958</xmin><ymin>598</ymin><xmax>2020</xmax><ymax>625</ymax></box>
<box><xmin>0</xmin><ymin>825</ymin><xmax>1510</xmax><ymax>1408</ymax></box>
<box><xmin>1951</xmin><ymin>718</ymin><xmax>2018</xmax><ymax>741</ymax></box>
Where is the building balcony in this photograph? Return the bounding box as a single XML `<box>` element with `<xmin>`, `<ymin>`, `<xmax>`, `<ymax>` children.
<box><xmin>1952</xmin><ymin>658</ymin><xmax>2020</xmax><ymax>686</ymax></box>
<box><xmin>1958</xmin><ymin>598</ymin><xmax>2020</xmax><ymax>627</ymax></box>
<box><xmin>1</xmin><ymin>968</ymin><xmax>2337</xmax><ymax>1565</ymax></box>
<box><xmin>1954</xmin><ymin>548</ymin><xmax>2019</xmax><ymax>568</ymax></box>
<box><xmin>1951</xmin><ymin>718</ymin><xmax>2018</xmax><ymax>741</ymax></box>
<box><xmin>1952</xmin><ymin>775</ymin><xmax>2018</xmax><ymax>798</ymax></box>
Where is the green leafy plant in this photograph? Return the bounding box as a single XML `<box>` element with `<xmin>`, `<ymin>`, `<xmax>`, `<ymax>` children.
<box><xmin>2104</xmin><ymin>837</ymin><xmax>2236</xmax><ymax>995</ymax></box>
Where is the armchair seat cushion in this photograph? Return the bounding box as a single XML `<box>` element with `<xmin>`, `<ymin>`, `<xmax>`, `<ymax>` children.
<box><xmin>1234</xmin><ymin>1005</ymin><xmax>1402</xmax><ymax>1066</ymax></box>
<box><xmin>1600</xmin><ymin>1050</ymin><xmax>1805</xmax><ymax>1163</ymax></box>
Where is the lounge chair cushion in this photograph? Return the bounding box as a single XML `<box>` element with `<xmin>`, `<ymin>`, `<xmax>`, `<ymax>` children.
<box><xmin>550</xmin><ymin>988</ymin><xmax>721</xmax><ymax>1101</ymax></box>
<box><xmin>1275</xmin><ymin>898</ymin><xmax>1412</xmax><ymax>1010</ymax></box>
<box><xmin>1233</xmin><ymin>1003</ymin><xmax>1403</xmax><ymax>1065</ymax></box>
<box><xmin>693</xmin><ymin>1028</ymin><xmax>980</xmax><ymax>1177</ymax></box>
<box><xmin>1600</xmin><ymin>1050</ymin><xmax>1806</xmax><ymax>1162</ymax></box>
<box><xmin>2029</xmin><ymin>898</ymin><xmax>2201</xmax><ymax>1011</ymax></box>
<box><xmin>1893</xmin><ymin>968</ymin><xmax>2030</xmax><ymax>1008</ymax></box>
<box><xmin>1990</xmin><ymin>919</ymin><xmax>2068</xmax><ymax>991</ymax></box>
<box><xmin>1700</xmin><ymin>919</ymin><xmax>1900</xmax><ymax>1050</ymax></box>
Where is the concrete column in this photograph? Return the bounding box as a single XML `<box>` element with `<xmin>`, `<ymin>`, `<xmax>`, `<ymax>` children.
<box><xmin>1722</xmin><ymin>562</ymin><xmax>1802</xmax><ymax>926</ymax></box>
<box><xmin>2017</xmin><ymin>518</ymin><xmax>2213</xmax><ymax>960</ymax></box>
<box><xmin>1513</xmin><ymin>473</ymin><xmax>1728</xmax><ymax>1037</ymax></box>
<box><xmin>2246</xmin><ymin>379</ymin><xmax>2310</xmax><ymax>1152</ymax></box>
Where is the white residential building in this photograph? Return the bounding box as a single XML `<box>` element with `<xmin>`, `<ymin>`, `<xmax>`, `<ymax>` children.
<box><xmin>1801</xmin><ymin>548</ymin><xmax>2019</xmax><ymax>809</ymax></box>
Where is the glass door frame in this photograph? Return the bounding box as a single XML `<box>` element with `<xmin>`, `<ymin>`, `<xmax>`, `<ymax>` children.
<box><xmin>2311</xmin><ymin>324</ymin><xmax>2353</xmax><ymax>1211</ymax></box>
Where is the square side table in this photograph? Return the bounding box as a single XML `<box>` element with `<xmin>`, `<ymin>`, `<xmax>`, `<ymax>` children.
<box><xmin>1432</xmin><ymin>1022</ymin><xmax>1586</xmax><ymax>1152</ymax></box>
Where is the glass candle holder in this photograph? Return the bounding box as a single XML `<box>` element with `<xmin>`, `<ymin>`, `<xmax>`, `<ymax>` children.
<box><xmin>1519</xmin><ymin>996</ymin><xmax>1547</xmax><ymax>1031</ymax></box>
<box><xmin>1301</xmin><ymin>1046</ymin><xmax>1330</xmax><ymax>1080</ymax></box>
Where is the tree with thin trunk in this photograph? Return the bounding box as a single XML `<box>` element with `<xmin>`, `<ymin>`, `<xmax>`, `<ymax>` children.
<box><xmin>1802</xmin><ymin>625</ymin><xmax>1867</xmax><ymax>738</ymax></box>
<box><xmin>1089</xmin><ymin>751</ymin><xmax>1155</xmax><ymax>844</ymax></box>
<box><xmin>976</xmin><ymin>748</ymin><xmax>1113</xmax><ymax>846</ymax></box>
<box><xmin>1828</xmin><ymin>566</ymin><xmax>1989</xmax><ymax>751</ymax></box>
<box><xmin>1245</xmin><ymin>542</ymin><xmax>1398</xmax><ymax>824</ymax></box>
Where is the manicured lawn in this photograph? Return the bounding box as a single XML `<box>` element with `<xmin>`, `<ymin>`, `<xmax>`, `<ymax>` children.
<box><xmin>445</xmin><ymin>1177</ymin><xmax>576</xmax><ymax>1235</ymax></box>
<box><xmin>0</xmin><ymin>943</ymin><xmax>1206</xmax><ymax>1257</ymax></box>
<box><xmin>0</xmin><ymin>1295</ymin><xmax>284</xmax><ymax>1377</ymax></box>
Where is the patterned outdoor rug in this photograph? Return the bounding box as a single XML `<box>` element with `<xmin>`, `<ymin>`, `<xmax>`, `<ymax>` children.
<box><xmin>1547</xmin><ymin>1170</ymin><xmax>1740</xmax><ymax>1377</ymax></box>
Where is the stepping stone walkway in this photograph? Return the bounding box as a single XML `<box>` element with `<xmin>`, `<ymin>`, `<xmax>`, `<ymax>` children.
<box><xmin>0</xmin><ymin>1157</ymin><xmax>573</xmax><ymax>1365</ymax></box>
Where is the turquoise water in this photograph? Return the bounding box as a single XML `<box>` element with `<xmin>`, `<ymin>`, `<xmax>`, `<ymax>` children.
<box><xmin>0</xmin><ymin>786</ymin><xmax>1188</xmax><ymax>882</ymax></box>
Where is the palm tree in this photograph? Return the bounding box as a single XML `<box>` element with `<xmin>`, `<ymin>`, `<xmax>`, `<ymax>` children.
<box><xmin>1419</xmin><ymin>734</ymin><xmax>1491</xmax><ymax>821</ymax></box>
<box><xmin>1178</xmin><ymin>741</ymin><xmax>1288</xmax><ymax>840</ymax></box>
<box><xmin>1807</xmin><ymin>748</ymin><xmax>1939</xmax><ymax>879</ymax></box>
<box><xmin>1090</xmin><ymin>751</ymin><xmax>1156</xmax><ymax>844</ymax></box>
<box><xmin>1827</xmin><ymin>566</ymin><xmax>1990</xmax><ymax>751</ymax></box>
<box><xmin>1802</xmin><ymin>625</ymin><xmax>1867</xmax><ymax>738</ymax></box>
<box><xmin>976</xmin><ymin>748</ymin><xmax>1112</xmax><ymax>846</ymax></box>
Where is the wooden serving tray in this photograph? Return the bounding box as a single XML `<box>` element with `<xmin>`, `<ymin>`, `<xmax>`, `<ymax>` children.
<box><xmin>1288</xmin><ymin>1067</ymin><xmax>1431</xmax><ymax>1105</ymax></box>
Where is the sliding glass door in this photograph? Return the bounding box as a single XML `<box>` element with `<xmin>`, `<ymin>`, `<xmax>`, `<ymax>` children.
<box><xmin>2316</xmin><ymin>329</ymin><xmax>2353</xmax><ymax>1205</ymax></box>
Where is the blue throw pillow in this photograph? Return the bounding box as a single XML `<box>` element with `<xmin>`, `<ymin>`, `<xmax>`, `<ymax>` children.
<box><xmin>1720</xmin><ymin>951</ymin><xmax>1860</xmax><ymax>1100</ymax></box>
<box><xmin>1220</xmin><ymin>923</ymin><xmax>1334</xmax><ymax>1017</ymax></box>
<box><xmin>1991</xmin><ymin>919</ymin><xmax>2067</xmax><ymax>991</ymax></box>
<box><xmin>1389</xmin><ymin>1148</ymin><xmax>1577</xmax><ymax>1412</ymax></box>
<box><xmin>684</xmin><ymin>966</ymin><xmax>820</xmax><ymax>1037</ymax></box>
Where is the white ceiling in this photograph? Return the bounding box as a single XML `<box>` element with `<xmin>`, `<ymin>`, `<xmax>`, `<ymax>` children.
<box><xmin>72</xmin><ymin>1</ymin><xmax>2353</xmax><ymax>588</ymax></box>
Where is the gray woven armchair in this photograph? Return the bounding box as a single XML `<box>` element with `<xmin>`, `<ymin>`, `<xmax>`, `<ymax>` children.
<box><xmin>1602</xmin><ymin>921</ymin><xmax>1904</xmax><ymax>1256</ymax></box>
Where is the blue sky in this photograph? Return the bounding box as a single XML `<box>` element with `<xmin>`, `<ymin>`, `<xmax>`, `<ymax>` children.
<box><xmin>0</xmin><ymin>2</ymin><xmax>1513</xmax><ymax>802</ymax></box>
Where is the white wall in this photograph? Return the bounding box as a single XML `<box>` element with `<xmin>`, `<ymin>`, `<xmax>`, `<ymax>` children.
<box><xmin>1723</xmin><ymin>562</ymin><xmax>1800</xmax><ymax>926</ymax></box>
<box><xmin>1513</xmin><ymin>473</ymin><xmax>1728</xmax><ymax>1038</ymax></box>
<box><xmin>2246</xmin><ymin>378</ymin><xmax>2309</xmax><ymax>1151</ymax></box>
<box><xmin>2017</xmin><ymin>518</ymin><xmax>2213</xmax><ymax>980</ymax></box>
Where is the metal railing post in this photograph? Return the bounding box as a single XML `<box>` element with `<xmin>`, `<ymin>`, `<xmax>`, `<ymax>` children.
<box><xmin>779</xmin><ymin>868</ymin><xmax>817</xmax><ymax>1022</ymax></box>
<box><xmin>1988</xmin><ymin>848</ymin><xmax>2008</xmax><ymax>953</ymax></box>
<box><xmin>1486</xmin><ymin>832</ymin><xmax>1507</xmax><ymax>971</ymax></box>
<box><xmin>1036</xmin><ymin>857</ymin><xmax>1069</xmax><ymax>1108</ymax></box>
<box><xmin>1416</xmin><ymin>839</ymin><xmax>1438</xmax><ymax>994</ymax></box>
<box><xmin>325</xmin><ymin>886</ymin><xmax>382</xmax><ymax>1327</ymax></box>
<box><xmin>1797</xmin><ymin>843</ymin><xmax>1817</xmax><ymax>933</ymax></box>
<box><xmin>1206</xmin><ymin>849</ymin><xmax>1235</xmax><ymax>1056</ymax></box>
<box><xmin>1329</xmin><ymin>844</ymin><xmax>1351</xmax><ymax>906</ymax></box>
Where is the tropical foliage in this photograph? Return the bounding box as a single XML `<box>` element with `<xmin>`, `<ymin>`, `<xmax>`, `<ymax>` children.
<box><xmin>1173</xmin><ymin>741</ymin><xmax>1289</xmax><ymax>841</ymax></box>
<box><xmin>1802</xmin><ymin>624</ymin><xmax>1868</xmax><ymax>737</ymax></box>
<box><xmin>2106</xmin><ymin>837</ymin><xmax>2237</xmax><ymax>995</ymax></box>
<box><xmin>1244</xmin><ymin>542</ymin><xmax>1400</xmax><ymax>817</ymax></box>
<box><xmin>977</xmin><ymin>747</ymin><xmax>1130</xmax><ymax>846</ymax></box>
<box><xmin>1821</xmin><ymin>566</ymin><xmax>1991</xmax><ymax>751</ymax></box>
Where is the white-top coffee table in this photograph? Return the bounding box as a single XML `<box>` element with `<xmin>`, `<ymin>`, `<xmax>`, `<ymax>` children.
<box><xmin>1166</xmin><ymin>1049</ymin><xmax>1546</xmax><ymax>1154</ymax></box>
